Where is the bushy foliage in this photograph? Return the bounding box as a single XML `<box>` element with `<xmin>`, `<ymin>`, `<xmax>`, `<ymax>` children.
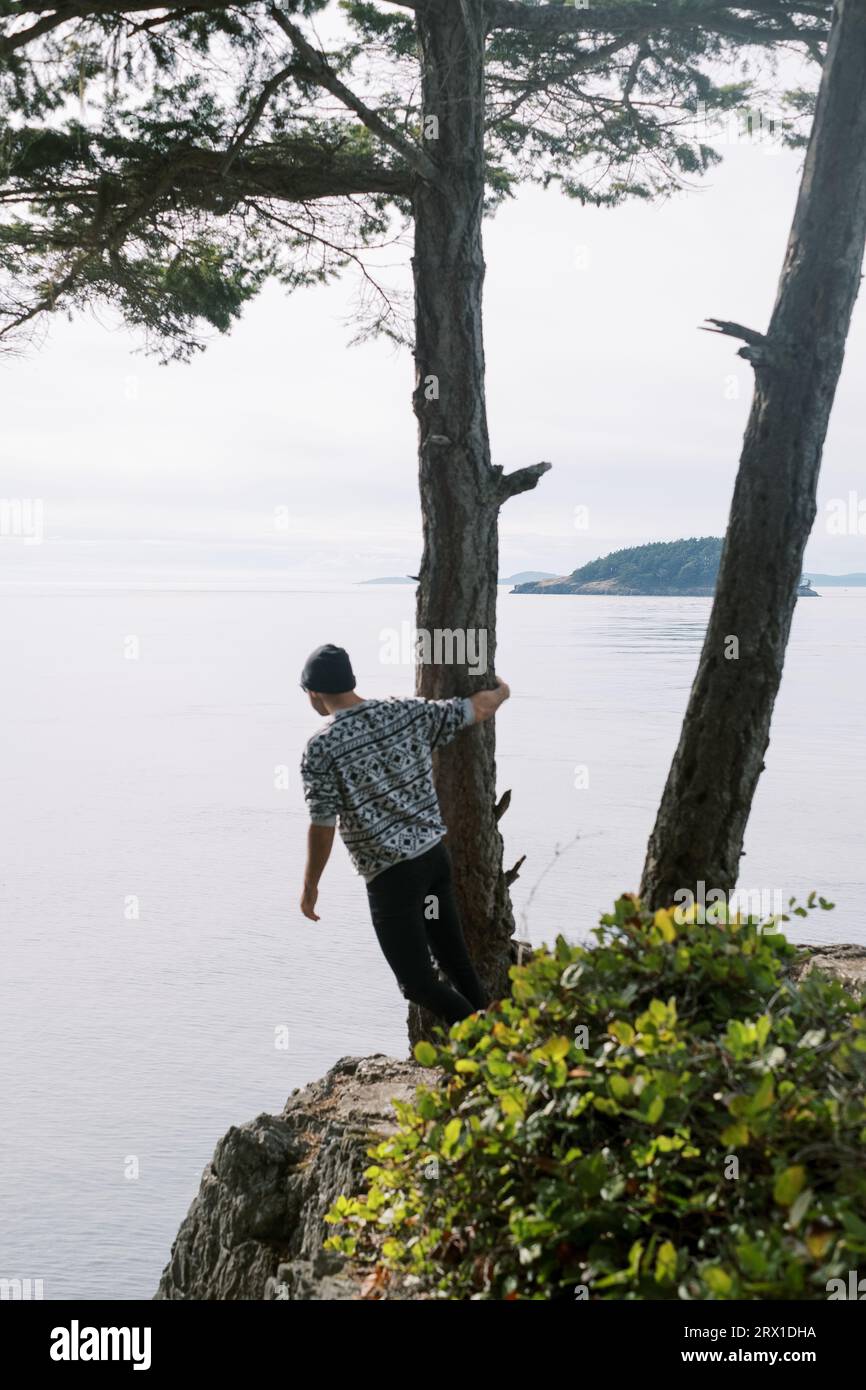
<box><xmin>325</xmin><ymin>896</ymin><xmax>866</xmax><ymax>1300</ymax></box>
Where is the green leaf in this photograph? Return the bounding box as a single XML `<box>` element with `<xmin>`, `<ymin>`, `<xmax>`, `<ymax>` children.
<box><xmin>720</xmin><ymin>1121</ymin><xmax>750</xmax><ymax>1147</ymax></box>
<box><xmin>703</xmin><ymin>1266</ymin><xmax>733</xmax><ymax>1296</ymax></box>
<box><xmin>610</xmin><ymin>1020</ymin><xmax>635</xmax><ymax>1045</ymax></box>
<box><xmin>627</xmin><ymin>1240</ymin><xmax>645</xmax><ymax>1277</ymax></box>
<box><xmin>774</xmin><ymin>1165</ymin><xmax>807</xmax><ymax>1207</ymax></box>
<box><xmin>645</xmin><ymin>1093</ymin><xmax>665</xmax><ymax>1124</ymax></box>
<box><xmin>749</xmin><ymin>1072</ymin><xmax>775</xmax><ymax>1115</ymax></box>
<box><xmin>655</xmin><ymin>1241</ymin><xmax>677</xmax><ymax>1283</ymax></box>
<box><xmin>413</xmin><ymin>1041</ymin><xmax>438</xmax><ymax>1067</ymax></box>
<box><xmin>788</xmin><ymin>1187</ymin><xmax>813</xmax><ymax>1229</ymax></box>
<box><xmin>441</xmin><ymin>1118</ymin><xmax>462</xmax><ymax>1155</ymax></box>
<box><xmin>500</xmin><ymin>1090</ymin><xmax>525</xmax><ymax>1119</ymax></box>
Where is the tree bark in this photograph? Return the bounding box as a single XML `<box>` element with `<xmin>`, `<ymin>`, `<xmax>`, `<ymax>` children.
<box><xmin>408</xmin><ymin>0</ymin><xmax>525</xmax><ymax>1041</ymax></box>
<box><xmin>641</xmin><ymin>0</ymin><xmax>866</xmax><ymax>911</ymax></box>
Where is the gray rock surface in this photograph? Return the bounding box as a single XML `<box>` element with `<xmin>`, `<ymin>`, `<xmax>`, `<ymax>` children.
<box><xmin>154</xmin><ymin>1053</ymin><xmax>429</xmax><ymax>1301</ymax></box>
<box><xmin>792</xmin><ymin>941</ymin><xmax>866</xmax><ymax>991</ymax></box>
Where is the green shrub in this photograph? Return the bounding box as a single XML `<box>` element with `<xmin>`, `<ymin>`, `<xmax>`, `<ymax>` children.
<box><xmin>325</xmin><ymin>895</ymin><xmax>866</xmax><ymax>1299</ymax></box>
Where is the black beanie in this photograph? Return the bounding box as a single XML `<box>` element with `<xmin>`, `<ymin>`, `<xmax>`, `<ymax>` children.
<box><xmin>300</xmin><ymin>644</ymin><xmax>356</xmax><ymax>694</ymax></box>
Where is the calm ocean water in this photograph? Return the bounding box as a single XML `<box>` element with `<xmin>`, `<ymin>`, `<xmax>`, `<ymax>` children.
<box><xmin>1</xmin><ymin>584</ymin><xmax>864</xmax><ymax>1299</ymax></box>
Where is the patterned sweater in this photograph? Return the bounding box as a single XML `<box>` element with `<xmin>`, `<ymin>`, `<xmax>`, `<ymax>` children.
<box><xmin>300</xmin><ymin>696</ymin><xmax>475</xmax><ymax>882</ymax></box>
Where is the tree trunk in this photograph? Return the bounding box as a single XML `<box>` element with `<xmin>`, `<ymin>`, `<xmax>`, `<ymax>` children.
<box><xmin>641</xmin><ymin>0</ymin><xmax>866</xmax><ymax>912</ymax></box>
<box><xmin>408</xmin><ymin>0</ymin><xmax>543</xmax><ymax>1042</ymax></box>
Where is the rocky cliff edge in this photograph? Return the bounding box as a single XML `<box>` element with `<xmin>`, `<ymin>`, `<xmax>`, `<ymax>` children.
<box><xmin>155</xmin><ymin>945</ymin><xmax>866</xmax><ymax>1301</ymax></box>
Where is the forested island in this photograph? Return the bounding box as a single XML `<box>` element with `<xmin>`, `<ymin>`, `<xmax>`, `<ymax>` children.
<box><xmin>514</xmin><ymin>537</ymin><xmax>725</xmax><ymax>595</ymax></box>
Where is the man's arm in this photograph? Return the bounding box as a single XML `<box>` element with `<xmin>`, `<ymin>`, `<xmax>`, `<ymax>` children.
<box><xmin>470</xmin><ymin>677</ymin><xmax>510</xmax><ymax>724</ymax></box>
<box><xmin>299</xmin><ymin>737</ymin><xmax>340</xmax><ymax>919</ymax></box>
<box><xmin>422</xmin><ymin>677</ymin><xmax>512</xmax><ymax>749</ymax></box>
<box><xmin>301</xmin><ymin>823</ymin><xmax>335</xmax><ymax>921</ymax></box>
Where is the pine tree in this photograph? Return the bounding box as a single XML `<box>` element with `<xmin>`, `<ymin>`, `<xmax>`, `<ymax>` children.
<box><xmin>641</xmin><ymin>0</ymin><xmax>866</xmax><ymax>911</ymax></box>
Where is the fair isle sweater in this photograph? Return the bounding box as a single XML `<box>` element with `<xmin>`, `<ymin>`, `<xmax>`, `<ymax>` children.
<box><xmin>300</xmin><ymin>696</ymin><xmax>476</xmax><ymax>882</ymax></box>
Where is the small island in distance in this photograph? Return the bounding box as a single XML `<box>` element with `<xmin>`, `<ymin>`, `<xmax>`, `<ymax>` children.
<box><xmin>512</xmin><ymin>538</ymin><xmax>835</xmax><ymax>597</ymax></box>
<box><xmin>360</xmin><ymin>571</ymin><xmax>558</xmax><ymax>586</ymax></box>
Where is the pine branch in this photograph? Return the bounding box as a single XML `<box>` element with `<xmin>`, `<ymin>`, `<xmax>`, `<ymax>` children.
<box><xmin>220</xmin><ymin>63</ymin><xmax>298</xmax><ymax>178</ymax></box>
<box><xmin>1</xmin><ymin>0</ymin><xmax>831</xmax><ymax>60</ymax></box>
<box><xmin>268</xmin><ymin>7</ymin><xmax>437</xmax><ymax>183</ymax></box>
<box><xmin>1</xmin><ymin>1</ymin><xmax>228</xmax><ymax>55</ymax></box>
<box><xmin>483</xmin><ymin>1</ymin><xmax>830</xmax><ymax>48</ymax></box>
<box><xmin>0</xmin><ymin>139</ymin><xmax>413</xmax><ymax>345</ymax></box>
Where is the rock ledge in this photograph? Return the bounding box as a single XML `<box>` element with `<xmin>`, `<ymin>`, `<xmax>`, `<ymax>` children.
<box><xmin>154</xmin><ymin>1053</ymin><xmax>428</xmax><ymax>1301</ymax></box>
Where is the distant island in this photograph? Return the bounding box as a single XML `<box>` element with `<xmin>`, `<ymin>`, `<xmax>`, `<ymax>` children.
<box><xmin>512</xmin><ymin>538</ymin><xmax>834</xmax><ymax>597</ymax></box>
<box><xmin>359</xmin><ymin>576</ymin><xmax>417</xmax><ymax>585</ymax></box>
<box><xmin>513</xmin><ymin>538</ymin><xmax>724</xmax><ymax>596</ymax></box>
<box><xmin>360</xmin><ymin>570</ymin><xmax>557</xmax><ymax>586</ymax></box>
<box><xmin>499</xmin><ymin>570</ymin><xmax>558</xmax><ymax>585</ymax></box>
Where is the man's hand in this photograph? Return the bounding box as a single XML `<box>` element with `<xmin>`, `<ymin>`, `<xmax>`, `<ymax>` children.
<box><xmin>300</xmin><ymin>823</ymin><xmax>334</xmax><ymax>920</ymax></box>
<box><xmin>300</xmin><ymin>884</ymin><xmax>320</xmax><ymax>921</ymax></box>
<box><xmin>470</xmin><ymin>676</ymin><xmax>511</xmax><ymax>724</ymax></box>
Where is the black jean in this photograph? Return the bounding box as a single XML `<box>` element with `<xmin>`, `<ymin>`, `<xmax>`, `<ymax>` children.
<box><xmin>366</xmin><ymin>840</ymin><xmax>489</xmax><ymax>1026</ymax></box>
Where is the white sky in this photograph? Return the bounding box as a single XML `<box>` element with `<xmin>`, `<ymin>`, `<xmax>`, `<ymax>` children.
<box><xmin>2</xmin><ymin>115</ymin><xmax>865</xmax><ymax>588</ymax></box>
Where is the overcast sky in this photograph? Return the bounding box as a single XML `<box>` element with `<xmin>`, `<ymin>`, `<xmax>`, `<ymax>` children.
<box><xmin>2</xmin><ymin>115</ymin><xmax>866</xmax><ymax>589</ymax></box>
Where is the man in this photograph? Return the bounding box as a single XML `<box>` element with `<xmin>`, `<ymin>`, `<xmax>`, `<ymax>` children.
<box><xmin>298</xmin><ymin>643</ymin><xmax>510</xmax><ymax>1026</ymax></box>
